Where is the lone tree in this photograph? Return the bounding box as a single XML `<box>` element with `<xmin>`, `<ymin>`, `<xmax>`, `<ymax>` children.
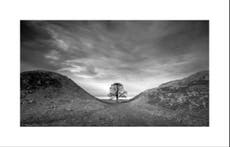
<box><xmin>108</xmin><ymin>83</ymin><xmax>127</xmax><ymax>103</ymax></box>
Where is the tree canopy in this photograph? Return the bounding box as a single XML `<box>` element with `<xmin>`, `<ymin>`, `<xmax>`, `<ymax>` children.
<box><xmin>108</xmin><ymin>83</ymin><xmax>127</xmax><ymax>103</ymax></box>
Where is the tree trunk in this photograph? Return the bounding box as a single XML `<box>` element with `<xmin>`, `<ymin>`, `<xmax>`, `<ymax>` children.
<box><xmin>116</xmin><ymin>84</ymin><xmax>119</xmax><ymax>103</ymax></box>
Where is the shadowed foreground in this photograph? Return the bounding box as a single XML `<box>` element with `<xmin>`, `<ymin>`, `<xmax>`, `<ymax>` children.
<box><xmin>21</xmin><ymin>70</ymin><xmax>209</xmax><ymax>126</ymax></box>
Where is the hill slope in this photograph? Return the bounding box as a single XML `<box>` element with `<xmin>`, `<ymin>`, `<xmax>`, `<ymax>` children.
<box><xmin>20</xmin><ymin>70</ymin><xmax>108</xmax><ymax>126</ymax></box>
<box><xmin>129</xmin><ymin>71</ymin><xmax>209</xmax><ymax>126</ymax></box>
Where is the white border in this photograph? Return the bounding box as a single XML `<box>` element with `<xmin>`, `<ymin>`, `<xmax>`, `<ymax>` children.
<box><xmin>0</xmin><ymin>0</ymin><xmax>229</xmax><ymax>146</ymax></box>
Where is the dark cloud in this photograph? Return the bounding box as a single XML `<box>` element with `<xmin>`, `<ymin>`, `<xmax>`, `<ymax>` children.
<box><xmin>20</xmin><ymin>21</ymin><xmax>52</xmax><ymax>42</ymax></box>
<box><xmin>156</xmin><ymin>21</ymin><xmax>208</xmax><ymax>56</ymax></box>
<box><xmin>21</xmin><ymin>21</ymin><xmax>209</xmax><ymax>96</ymax></box>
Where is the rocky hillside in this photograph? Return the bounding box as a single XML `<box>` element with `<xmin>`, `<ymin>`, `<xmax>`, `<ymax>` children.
<box><xmin>148</xmin><ymin>71</ymin><xmax>209</xmax><ymax>110</ymax></box>
<box><xmin>130</xmin><ymin>71</ymin><xmax>209</xmax><ymax>126</ymax></box>
<box><xmin>20</xmin><ymin>70</ymin><xmax>107</xmax><ymax>126</ymax></box>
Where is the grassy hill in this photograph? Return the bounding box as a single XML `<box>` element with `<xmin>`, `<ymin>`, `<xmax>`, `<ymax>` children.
<box><xmin>20</xmin><ymin>70</ymin><xmax>108</xmax><ymax>126</ymax></box>
<box><xmin>20</xmin><ymin>70</ymin><xmax>209</xmax><ymax>126</ymax></box>
<box><xmin>129</xmin><ymin>71</ymin><xmax>209</xmax><ymax>126</ymax></box>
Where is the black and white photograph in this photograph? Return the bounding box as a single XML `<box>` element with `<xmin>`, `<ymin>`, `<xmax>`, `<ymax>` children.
<box><xmin>0</xmin><ymin>0</ymin><xmax>229</xmax><ymax>146</ymax></box>
<box><xmin>21</xmin><ymin>21</ymin><xmax>209</xmax><ymax>126</ymax></box>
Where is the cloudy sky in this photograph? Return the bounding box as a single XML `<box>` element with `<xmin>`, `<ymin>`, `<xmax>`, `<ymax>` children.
<box><xmin>21</xmin><ymin>21</ymin><xmax>209</xmax><ymax>97</ymax></box>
